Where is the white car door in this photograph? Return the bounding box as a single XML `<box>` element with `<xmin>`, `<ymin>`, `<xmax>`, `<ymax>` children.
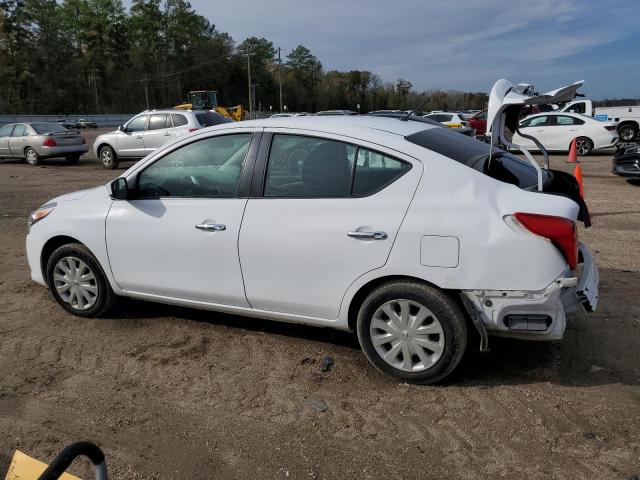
<box><xmin>544</xmin><ymin>115</ymin><xmax>582</xmax><ymax>150</ymax></box>
<box><xmin>239</xmin><ymin>131</ymin><xmax>422</xmax><ymax>319</ymax></box>
<box><xmin>117</xmin><ymin>114</ymin><xmax>147</xmax><ymax>158</ymax></box>
<box><xmin>514</xmin><ymin>115</ymin><xmax>552</xmax><ymax>150</ymax></box>
<box><xmin>106</xmin><ymin>131</ymin><xmax>258</xmax><ymax>306</ymax></box>
<box><xmin>143</xmin><ymin>113</ymin><xmax>175</xmax><ymax>155</ymax></box>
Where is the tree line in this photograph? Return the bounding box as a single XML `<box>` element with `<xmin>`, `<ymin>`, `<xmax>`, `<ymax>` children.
<box><xmin>0</xmin><ymin>0</ymin><xmax>490</xmax><ymax>115</ymax></box>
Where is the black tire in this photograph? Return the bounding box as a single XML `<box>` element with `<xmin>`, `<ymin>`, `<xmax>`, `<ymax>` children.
<box><xmin>575</xmin><ymin>136</ymin><xmax>594</xmax><ymax>156</ymax></box>
<box><xmin>25</xmin><ymin>147</ymin><xmax>40</xmax><ymax>166</ymax></box>
<box><xmin>45</xmin><ymin>243</ymin><xmax>115</xmax><ymax>317</ymax></box>
<box><xmin>99</xmin><ymin>145</ymin><xmax>119</xmax><ymax>169</ymax></box>
<box><xmin>65</xmin><ymin>154</ymin><xmax>80</xmax><ymax>163</ymax></box>
<box><xmin>356</xmin><ymin>281</ymin><xmax>467</xmax><ymax>384</ymax></box>
<box><xmin>618</xmin><ymin>124</ymin><xmax>638</xmax><ymax>142</ymax></box>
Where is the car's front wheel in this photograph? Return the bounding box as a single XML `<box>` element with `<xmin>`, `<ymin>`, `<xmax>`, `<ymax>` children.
<box><xmin>357</xmin><ymin>281</ymin><xmax>467</xmax><ymax>384</ymax></box>
<box><xmin>99</xmin><ymin>146</ymin><xmax>118</xmax><ymax>170</ymax></box>
<box><xmin>45</xmin><ymin>243</ymin><xmax>115</xmax><ymax>317</ymax></box>
<box><xmin>25</xmin><ymin>147</ymin><xmax>40</xmax><ymax>166</ymax></box>
<box><xmin>618</xmin><ymin>124</ymin><xmax>638</xmax><ymax>142</ymax></box>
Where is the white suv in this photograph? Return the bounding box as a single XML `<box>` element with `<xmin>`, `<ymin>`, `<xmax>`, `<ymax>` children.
<box><xmin>26</xmin><ymin>112</ymin><xmax>598</xmax><ymax>383</ymax></box>
<box><xmin>93</xmin><ymin>109</ymin><xmax>231</xmax><ymax>169</ymax></box>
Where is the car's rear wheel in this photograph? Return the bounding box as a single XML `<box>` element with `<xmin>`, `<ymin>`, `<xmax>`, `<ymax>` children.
<box><xmin>99</xmin><ymin>146</ymin><xmax>118</xmax><ymax>170</ymax></box>
<box><xmin>25</xmin><ymin>147</ymin><xmax>40</xmax><ymax>166</ymax></box>
<box><xmin>575</xmin><ymin>137</ymin><xmax>594</xmax><ymax>156</ymax></box>
<box><xmin>618</xmin><ymin>124</ymin><xmax>638</xmax><ymax>142</ymax></box>
<box><xmin>356</xmin><ymin>281</ymin><xmax>467</xmax><ymax>384</ymax></box>
<box><xmin>45</xmin><ymin>243</ymin><xmax>115</xmax><ymax>317</ymax></box>
<box><xmin>65</xmin><ymin>154</ymin><xmax>80</xmax><ymax>163</ymax></box>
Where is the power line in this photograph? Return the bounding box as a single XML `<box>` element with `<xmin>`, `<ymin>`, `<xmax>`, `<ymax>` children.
<box><xmin>132</xmin><ymin>54</ymin><xmax>232</xmax><ymax>83</ymax></box>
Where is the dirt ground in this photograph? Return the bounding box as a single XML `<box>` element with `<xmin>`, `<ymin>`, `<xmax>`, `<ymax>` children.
<box><xmin>1</xmin><ymin>129</ymin><xmax>639</xmax><ymax>479</ymax></box>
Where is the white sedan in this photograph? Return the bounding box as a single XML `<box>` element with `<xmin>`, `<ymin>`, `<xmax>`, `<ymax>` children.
<box><xmin>422</xmin><ymin>112</ymin><xmax>469</xmax><ymax>128</ymax></box>
<box><xmin>25</xmin><ymin>114</ymin><xmax>598</xmax><ymax>383</ymax></box>
<box><xmin>513</xmin><ymin>112</ymin><xmax>618</xmax><ymax>155</ymax></box>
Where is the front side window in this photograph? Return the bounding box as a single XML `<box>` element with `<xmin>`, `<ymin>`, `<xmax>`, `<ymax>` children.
<box><xmin>136</xmin><ymin>134</ymin><xmax>252</xmax><ymax>198</ymax></box>
<box><xmin>566</xmin><ymin>103</ymin><xmax>586</xmax><ymax>114</ymax></box>
<box><xmin>0</xmin><ymin>124</ymin><xmax>14</xmax><ymax>137</ymax></box>
<box><xmin>126</xmin><ymin>115</ymin><xmax>146</xmax><ymax>132</ymax></box>
<box><xmin>525</xmin><ymin>116</ymin><xmax>550</xmax><ymax>128</ymax></box>
<box><xmin>11</xmin><ymin>125</ymin><xmax>27</xmax><ymax>137</ymax></box>
<box><xmin>148</xmin><ymin>114</ymin><xmax>170</xmax><ymax>130</ymax></box>
<box><xmin>263</xmin><ymin>134</ymin><xmax>410</xmax><ymax>197</ymax></box>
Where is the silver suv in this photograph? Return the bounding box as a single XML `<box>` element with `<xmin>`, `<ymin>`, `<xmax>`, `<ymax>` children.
<box><xmin>93</xmin><ymin>109</ymin><xmax>231</xmax><ymax>169</ymax></box>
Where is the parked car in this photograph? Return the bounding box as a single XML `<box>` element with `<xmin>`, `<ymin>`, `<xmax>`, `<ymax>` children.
<box><xmin>366</xmin><ymin>111</ymin><xmax>475</xmax><ymax>136</ymax></box>
<box><xmin>56</xmin><ymin>119</ymin><xmax>80</xmax><ymax>129</ymax></box>
<box><xmin>513</xmin><ymin>112</ymin><xmax>618</xmax><ymax>155</ymax></box>
<box><xmin>78</xmin><ymin>118</ymin><xmax>98</xmax><ymax>129</ymax></box>
<box><xmin>26</xmin><ymin>115</ymin><xmax>598</xmax><ymax>383</ymax></box>
<box><xmin>314</xmin><ymin>110</ymin><xmax>358</xmax><ymax>116</ymax></box>
<box><xmin>468</xmin><ymin>110</ymin><xmax>488</xmax><ymax>136</ymax></box>
<box><xmin>92</xmin><ymin>109</ymin><xmax>232</xmax><ymax>169</ymax></box>
<box><xmin>611</xmin><ymin>144</ymin><xmax>640</xmax><ymax>178</ymax></box>
<box><xmin>422</xmin><ymin>112</ymin><xmax>469</xmax><ymax>128</ymax></box>
<box><xmin>557</xmin><ymin>99</ymin><xmax>640</xmax><ymax>142</ymax></box>
<box><xmin>0</xmin><ymin>122</ymin><xmax>88</xmax><ymax>165</ymax></box>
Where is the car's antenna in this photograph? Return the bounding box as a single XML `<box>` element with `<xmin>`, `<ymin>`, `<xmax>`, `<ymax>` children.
<box><xmin>399</xmin><ymin>97</ymin><xmax>431</xmax><ymax>121</ymax></box>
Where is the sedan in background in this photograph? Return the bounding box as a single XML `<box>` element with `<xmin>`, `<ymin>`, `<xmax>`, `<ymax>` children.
<box><xmin>93</xmin><ymin>109</ymin><xmax>231</xmax><ymax>169</ymax></box>
<box><xmin>0</xmin><ymin>122</ymin><xmax>88</xmax><ymax>165</ymax></box>
<box><xmin>366</xmin><ymin>111</ymin><xmax>475</xmax><ymax>137</ymax></box>
<box><xmin>423</xmin><ymin>112</ymin><xmax>469</xmax><ymax>128</ymax></box>
<box><xmin>513</xmin><ymin>113</ymin><xmax>618</xmax><ymax>155</ymax></box>
<box><xmin>611</xmin><ymin>145</ymin><xmax>640</xmax><ymax>178</ymax></box>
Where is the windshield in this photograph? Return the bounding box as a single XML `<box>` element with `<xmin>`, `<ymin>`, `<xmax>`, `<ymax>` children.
<box><xmin>31</xmin><ymin>122</ymin><xmax>68</xmax><ymax>134</ymax></box>
<box><xmin>405</xmin><ymin>127</ymin><xmax>550</xmax><ymax>190</ymax></box>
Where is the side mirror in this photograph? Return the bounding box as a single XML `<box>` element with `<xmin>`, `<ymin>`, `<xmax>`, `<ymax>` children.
<box><xmin>110</xmin><ymin>177</ymin><xmax>129</xmax><ymax>200</ymax></box>
<box><xmin>117</xmin><ymin>125</ymin><xmax>125</xmax><ymax>132</ymax></box>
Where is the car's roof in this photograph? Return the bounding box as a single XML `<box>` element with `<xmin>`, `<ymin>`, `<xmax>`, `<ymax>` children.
<box><xmin>240</xmin><ymin>114</ymin><xmax>437</xmax><ymax>138</ymax></box>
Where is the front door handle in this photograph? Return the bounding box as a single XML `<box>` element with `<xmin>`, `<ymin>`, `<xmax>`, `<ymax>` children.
<box><xmin>195</xmin><ymin>223</ymin><xmax>226</xmax><ymax>232</ymax></box>
<box><xmin>347</xmin><ymin>231</ymin><xmax>387</xmax><ymax>240</ymax></box>
<box><xmin>164</xmin><ymin>132</ymin><xmax>171</xmax><ymax>136</ymax></box>
<box><xmin>136</xmin><ymin>135</ymin><xmax>143</xmax><ymax>139</ymax></box>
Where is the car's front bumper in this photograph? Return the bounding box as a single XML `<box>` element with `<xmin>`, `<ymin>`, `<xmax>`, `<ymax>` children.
<box><xmin>461</xmin><ymin>242</ymin><xmax>598</xmax><ymax>341</ymax></box>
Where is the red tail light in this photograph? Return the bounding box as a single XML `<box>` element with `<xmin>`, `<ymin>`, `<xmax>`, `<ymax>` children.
<box><xmin>43</xmin><ymin>137</ymin><xmax>57</xmax><ymax>147</ymax></box>
<box><xmin>514</xmin><ymin>212</ymin><xmax>578</xmax><ymax>269</ymax></box>
<box><xmin>604</xmin><ymin>125</ymin><xmax>617</xmax><ymax>131</ymax></box>
<box><xmin>188</xmin><ymin>128</ymin><xmax>199</xmax><ymax>133</ymax></box>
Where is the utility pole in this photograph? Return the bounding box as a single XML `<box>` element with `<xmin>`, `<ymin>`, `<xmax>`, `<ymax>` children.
<box><xmin>144</xmin><ymin>74</ymin><xmax>150</xmax><ymax>110</ymax></box>
<box><xmin>247</xmin><ymin>52</ymin><xmax>252</xmax><ymax>119</ymax></box>
<box><xmin>277</xmin><ymin>47</ymin><xmax>283</xmax><ymax>112</ymax></box>
<box><xmin>91</xmin><ymin>69</ymin><xmax>100</xmax><ymax>113</ymax></box>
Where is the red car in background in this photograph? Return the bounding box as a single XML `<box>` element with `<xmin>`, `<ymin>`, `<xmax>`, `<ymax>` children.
<box><xmin>468</xmin><ymin>105</ymin><xmax>543</xmax><ymax>137</ymax></box>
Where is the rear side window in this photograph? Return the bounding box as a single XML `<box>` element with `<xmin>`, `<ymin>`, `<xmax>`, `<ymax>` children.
<box><xmin>11</xmin><ymin>125</ymin><xmax>27</xmax><ymax>136</ymax></box>
<box><xmin>426</xmin><ymin>114</ymin><xmax>453</xmax><ymax>122</ymax></box>
<box><xmin>148</xmin><ymin>114</ymin><xmax>170</xmax><ymax>130</ymax></box>
<box><xmin>196</xmin><ymin>112</ymin><xmax>232</xmax><ymax>127</ymax></box>
<box><xmin>171</xmin><ymin>114</ymin><xmax>188</xmax><ymax>127</ymax></box>
<box><xmin>264</xmin><ymin>134</ymin><xmax>410</xmax><ymax>197</ymax></box>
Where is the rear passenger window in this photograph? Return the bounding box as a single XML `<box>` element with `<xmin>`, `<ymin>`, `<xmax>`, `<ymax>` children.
<box><xmin>148</xmin><ymin>114</ymin><xmax>170</xmax><ymax>130</ymax></box>
<box><xmin>353</xmin><ymin>148</ymin><xmax>411</xmax><ymax>196</ymax></box>
<box><xmin>11</xmin><ymin>125</ymin><xmax>27</xmax><ymax>136</ymax></box>
<box><xmin>263</xmin><ymin>134</ymin><xmax>410</xmax><ymax>198</ymax></box>
<box><xmin>171</xmin><ymin>114</ymin><xmax>188</xmax><ymax>127</ymax></box>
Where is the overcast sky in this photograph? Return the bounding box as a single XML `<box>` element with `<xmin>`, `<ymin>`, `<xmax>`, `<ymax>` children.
<box><xmin>184</xmin><ymin>0</ymin><xmax>639</xmax><ymax>99</ymax></box>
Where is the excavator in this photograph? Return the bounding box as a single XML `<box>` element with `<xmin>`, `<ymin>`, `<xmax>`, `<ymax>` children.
<box><xmin>175</xmin><ymin>90</ymin><xmax>244</xmax><ymax>121</ymax></box>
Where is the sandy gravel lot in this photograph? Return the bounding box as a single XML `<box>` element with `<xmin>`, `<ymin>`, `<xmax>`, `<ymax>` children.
<box><xmin>1</xmin><ymin>130</ymin><xmax>639</xmax><ymax>479</ymax></box>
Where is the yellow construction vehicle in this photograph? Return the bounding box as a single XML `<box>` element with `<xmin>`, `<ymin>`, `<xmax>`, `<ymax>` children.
<box><xmin>175</xmin><ymin>90</ymin><xmax>244</xmax><ymax>121</ymax></box>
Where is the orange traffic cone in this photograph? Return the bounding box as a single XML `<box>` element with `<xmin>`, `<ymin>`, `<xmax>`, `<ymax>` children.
<box><xmin>573</xmin><ymin>164</ymin><xmax>585</xmax><ymax>198</ymax></box>
<box><xmin>567</xmin><ymin>138</ymin><xmax>578</xmax><ymax>163</ymax></box>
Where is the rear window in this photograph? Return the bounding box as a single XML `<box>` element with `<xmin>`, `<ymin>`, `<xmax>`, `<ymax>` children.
<box><xmin>405</xmin><ymin>127</ymin><xmax>545</xmax><ymax>189</ymax></box>
<box><xmin>195</xmin><ymin>112</ymin><xmax>233</xmax><ymax>127</ymax></box>
<box><xmin>172</xmin><ymin>114</ymin><xmax>188</xmax><ymax>127</ymax></box>
<box><xmin>31</xmin><ymin>123</ymin><xmax>67</xmax><ymax>134</ymax></box>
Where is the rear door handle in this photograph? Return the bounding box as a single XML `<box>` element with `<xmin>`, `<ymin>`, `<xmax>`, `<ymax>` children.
<box><xmin>164</xmin><ymin>132</ymin><xmax>171</xmax><ymax>136</ymax></box>
<box><xmin>195</xmin><ymin>223</ymin><xmax>226</xmax><ymax>231</ymax></box>
<box><xmin>347</xmin><ymin>231</ymin><xmax>387</xmax><ymax>240</ymax></box>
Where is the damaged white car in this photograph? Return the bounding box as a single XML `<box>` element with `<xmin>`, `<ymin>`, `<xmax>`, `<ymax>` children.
<box><xmin>25</xmin><ymin>79</ymin><xmax>598</xmax><ymax>384</ymax></box>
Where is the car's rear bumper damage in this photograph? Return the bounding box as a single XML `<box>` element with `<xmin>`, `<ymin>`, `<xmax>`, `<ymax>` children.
<box><xmin>461</xmin><ymin>242</ymin><xmax>598</xmax><ymax>347</ymax></box>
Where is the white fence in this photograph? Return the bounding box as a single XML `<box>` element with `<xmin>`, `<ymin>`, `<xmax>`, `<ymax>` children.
<box><xmin>0</xmin><ymin>114</ymin><xmax>134</xmax><ymax>127</ymax></box>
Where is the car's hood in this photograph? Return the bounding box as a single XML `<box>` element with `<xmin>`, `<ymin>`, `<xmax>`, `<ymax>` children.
<box><xmin>487</xmin><ymin>79</ymin><xmax>584</xmax><ymax>136</ymax></box>
<box><xmin>50</xmin><ymin>186</ymin><xmax>99</xmax><ymax>204</ymax></box>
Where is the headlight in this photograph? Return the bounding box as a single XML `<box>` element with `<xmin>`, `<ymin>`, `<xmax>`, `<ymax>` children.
<box><xmin>624</xmin><ymin>147</ymin><xmax>640</xmax><ymax>155</ymax></box>
<box><xmin>27</xmin><ymin>202</ymin><xmax>56</xmax><ymax>231</ymax></box>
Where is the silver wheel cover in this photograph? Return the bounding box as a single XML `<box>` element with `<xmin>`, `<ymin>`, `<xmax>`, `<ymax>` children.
<box><xmin>370</xmin><ymin>299</ymin><xmax>445</xmax><ymax>372</ymax></box>
<box><xmin>53</xmin><ymin>256</ymin><xmax>98</xmax><ymax>310</ymax></box>
<box><xmin>576</xmin><ymin>138</ymin><xmax>591</xmax><ymax>155</ymax></box>
<box><xmin>101</xmin><ymin>149</ymin><xmax>112</xmax><ymax>165</ymax></box>
<box><xmin>26</xmin><ymin>149</ymin><xmax>37</xmax><ymax>164</ymax></box>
